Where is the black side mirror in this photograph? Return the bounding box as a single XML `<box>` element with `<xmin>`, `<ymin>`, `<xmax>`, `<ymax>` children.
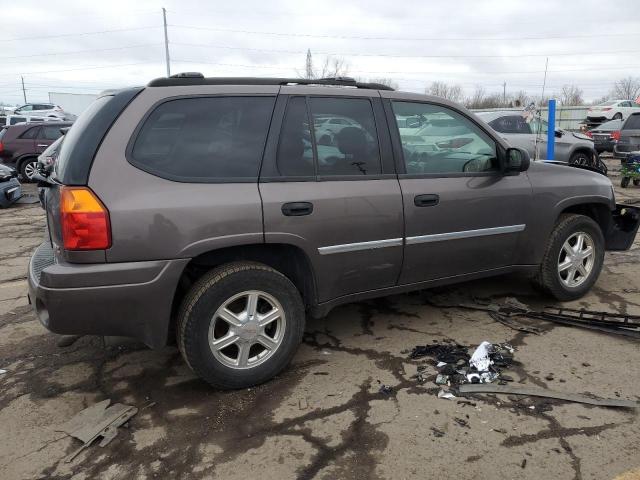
<box><xmin>505</xmin><ymin>147</ymin><xmax>530</xmax><ymax>174</ymax></box>
<box><xmin>555</xmin><ymin>129</ymin><xmax>563</xmax><ymax>138</ymax></box>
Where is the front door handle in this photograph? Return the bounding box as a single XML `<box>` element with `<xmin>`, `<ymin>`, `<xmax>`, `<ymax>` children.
<box><xmin>414</xmin><ymin>194</ymin><xmax>439</xmax><ymax>207</ymax></box>
<box><xmin>282</xmin><ymin>201</ymin><xmax>313</xmax><ymax>216</ymax></box>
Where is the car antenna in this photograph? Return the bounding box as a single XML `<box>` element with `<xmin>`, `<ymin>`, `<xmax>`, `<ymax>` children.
<box><xmin>533</xmin><ymin>57</ymin><xmax>549</xmax><ymax>160</ymax></box>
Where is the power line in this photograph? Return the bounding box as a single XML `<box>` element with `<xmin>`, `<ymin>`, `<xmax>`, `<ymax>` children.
<box><xmin>169</xmin><ymin>23</ymin><xmax>640</xmax><ymax>42</ymax></box>
<box><xmin>0</xmin><ymin>62</ymin><xmax>158</xmax><ymax>77</ymax></box>
<box><xmin>0</xmin><ymin>26</ymin><xmax>161</xmax><ymax>43</ymax></box>
<box><xmin>0</xmin><ymin>43</ymin><xmax>162</xmax><ymax>61</ymax></box>
<box><xmin>171</xmin><ymin>42</ymin><xmax>640</xmax><ymax>59</ymax></box>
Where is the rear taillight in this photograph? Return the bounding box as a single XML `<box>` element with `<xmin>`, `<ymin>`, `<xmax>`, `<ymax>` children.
<box><xmin>602</xmin><ymin>107</ymin><xmax>612</xmax><ymax>111</ymax></box>
<box><xmin>611</xmin><ymin>130</ymin><xmax>621</xmax><ymax>141</ymax></box>
<box><xmin>586</xmin><ymin>131</ymin><xmax>593</xmax><ymax>138</ymax></box>
<box><xmin>60</xmin><ymin>186</ymin><xmax>111</xmax><ymax>250</ymax></box>
<box><xmin>0</xmin><ymin>142</ymin><xmax>3</xmax><ymax>153</ymax></box>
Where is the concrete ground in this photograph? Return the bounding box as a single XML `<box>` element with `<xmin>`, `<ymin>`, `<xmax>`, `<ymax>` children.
<box><xmin>1</xmin><ymin>160</ymin><xmax>639</xmax><ymax>480</ymax></box>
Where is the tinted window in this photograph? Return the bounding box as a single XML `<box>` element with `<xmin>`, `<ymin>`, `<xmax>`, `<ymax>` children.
<box><xmin>20</xmin><ymin>127</ymin><xmax>39</xmax><ymax>139</ymax></box>
<box><xmin>488</xmin><ymin>115</ymin><xmax>532</xmax><ymax>134</ymax></box>
<box><xmin>624</xmin><ymin>114</ymin><xmax>640</xmax><ymax>130</ymax></box>
<box><xmin>309</xmin><ymin>97</ymin><xmax>381</xmax><ymax>176</ymax></box>
<box><xmin>392</xmin><ymin>101</ymin><xmax>498</xmax><ymax>174</ymax></box>
<box><xmin>40</xmin><ymin>125</ymin><xmax>64</xmax><ymax>140</ymax></box>
<box><xmin>276</xmin><ymin>97</ymin><xmax>314</xmax><ymax>177</ymax></box>
<box><xmin>131</xmin><ymin>97</ymin><xmax>275</xmax><ymax>181</ymax></box>
<box><xmin>10</xmin><ymin>116</ymin><xmax>26</xmax><ymax>125</ymax></box>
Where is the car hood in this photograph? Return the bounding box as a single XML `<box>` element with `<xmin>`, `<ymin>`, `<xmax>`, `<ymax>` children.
<box><xmin>0</xmin><ymin>163</ymin><xmax>17</xmax><ymax>181</ymax></box>
<box><xmin>528</xmin><ymin>159</ymin><xmax>612</xmax><ymax>186</ymax></box>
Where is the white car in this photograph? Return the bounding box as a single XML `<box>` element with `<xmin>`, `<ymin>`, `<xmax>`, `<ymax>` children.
<box><xmin>587</xmin><ymin>100</ymin><xmax>640</xmax><ymax>123</ymax></box>
<box><xmin>13</xmin><ymin>103</ymin><xmax>67</xmax><ymax>119</ymax></box>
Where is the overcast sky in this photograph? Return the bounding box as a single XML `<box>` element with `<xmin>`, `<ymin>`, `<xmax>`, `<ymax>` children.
<box><xmin>0</xmin><ymin>0</ymin><xmax>638</xmax><ymax>105</ymax></box>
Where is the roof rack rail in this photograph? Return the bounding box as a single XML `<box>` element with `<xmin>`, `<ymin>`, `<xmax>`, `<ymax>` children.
<box><xmin>147</xmin><ymin>74</ymin><xmax>394</xmax><ymax>91</ymax></box>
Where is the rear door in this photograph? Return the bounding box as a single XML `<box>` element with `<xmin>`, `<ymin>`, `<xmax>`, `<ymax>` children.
<box><xmin>260</xmin><ymin>88</ymin><xmax>403</xmax><ymax>302</ymax></box>
<box><xmin>382</xmin><ymin>93</ymin><xmax>532</xmax><ymax>285</ymax></box>
<box><xmin>34</xmin><ymin>124</ymin><xmax>63</xmax><ymax>154</ymax></box>
<box><xmin>619</xmin><ymin>114</ymin><xmax>640</xmax><ymax>154</ymax></box>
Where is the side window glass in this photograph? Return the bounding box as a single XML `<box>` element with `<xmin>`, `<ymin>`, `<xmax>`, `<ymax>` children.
<box><xmin>131</xmin><ymin>96</ymin><xmax>275</xmax><ymax>181</ymax></box>
<box><xmin>41</xmin><ymin>126</ymin><xmax>63</xmax><ymax>140</ymax></box>
<box><xmin>20</xmin><ymin>127</ymin><xmax>39</xmax><ymax>139</ymax></box>
<box><xmin>392</xmin><ymin>101</ymin><xmax>498</xmax><ymax>174</ymax></box>
<box><xmin>489</xmin><ymin>116</ymin><xmax>531</xmax><ymax>134</ymax></box>
<box><xmin>309</xmin><ymin>97</ymin><xmax>381</xmax><ymax>176</ymax></box>
<box><xmin>276</xmin><ymin>97</ymin><xmax>314</xmax><ymax>176</ymax></box>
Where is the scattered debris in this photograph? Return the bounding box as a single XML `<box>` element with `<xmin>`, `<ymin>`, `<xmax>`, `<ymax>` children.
<box><xmin>378</xmin><ymin>384</ymin><xmax>395</xmax><ymax>396</ymax></box>
<box><xmin>430</xmin><ymin>427</ymin><xmax>445</xmax><ymax>437</ymax></box>
<box><xmin>521</xmin><ymin>459</ymin><xmax>527</xmax><ymax>469</ymax></box>
<box><xmin>437</xmin><ymin>389</ymin><xmax>456</xmax><ymax>400</ymax></box>
<box><xmin>488</xmin><ymin>311</ymin><xmax>542</xmax><ymax>334</ymax></box>
<box><xmin>459</xmin><ymin>384</ymin><xmax>639</xmax><ymax>408</ymax></box>
<box><xmin>453</xmin><ymin>417</ymin><xmax>470</xmax><ymax>428</ymax></box>
<box><xmin>0</xmin><ymin>369</ymin><xmax>6</xmax><ymax>375</ymax></box>
<box><xmin>57</xmin><ymin>335</ymin><xmax>83</xmax><ymax>348</ymax></box>
<box><xmin>56</xmin><ymin>399</ymin><xmax>138</xmax><ymax>462</ymax></box>
<box><xmin>469</xmin><ymin>341</ymin><xmax>492</xmax><ymax>371</ymax></box>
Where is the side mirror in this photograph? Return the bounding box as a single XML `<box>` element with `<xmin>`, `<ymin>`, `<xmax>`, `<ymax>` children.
<box><xmin>505</xmin><ymin>147</ymin><xmax>530</xmax><ymax>174</ymax></box>
<box><xmin>555</xmin><ymin>130</ymin><xmax>563</xmax><ymax>138</ymax></box>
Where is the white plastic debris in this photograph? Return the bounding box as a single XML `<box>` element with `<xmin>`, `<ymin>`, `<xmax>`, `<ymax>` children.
<box><xmin>437</xmin><ymin>389</ymin><xmax>456</xmax><ymax>400</ymax></box>
<box><xmin>0</xmin><ymin>369</ymin><xmax>6</xmax><ymax>375</ymax></box>
<box><xmin>437</xmin><ymin>361</ymin><xmax>447</xmax><ymax>367</ymax></box>
<box><xmin>469</xmin><ymin>341</ymin><xmax>492</xmax><ymax>372</ymax></box>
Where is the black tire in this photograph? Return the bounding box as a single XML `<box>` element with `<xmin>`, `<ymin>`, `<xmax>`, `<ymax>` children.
<box><xmin>176</xmin><ymin>262</ymin><xmax>305</xmax><ymax>389</ymax></box>
<box><xmin>569</xmin><ymin>151</ymin><xmax>591</xmax><ymax>166</ymax></box>
<box><xmin>621</xmin><ymin>177</ymin><xmax>630</xmax><ymax>188</ymax></box>
<box><xmin>634</xmin><ymin>179</ymin><xmax>640</xmax><ymax>186</ymax></box>
<box><xmin>19</xmin><ymin>158</ymin><xmax>39</xmax><ymax>182</ymax></box>
<box><xmin>613</xmin><ymin>112</ymin><xmax>623</xmax><ymax>120</ymax></box>
<box><xmin>532</xmin><ymin>214</ymin><xmax>605</xmax><ymax>301</ymax></box>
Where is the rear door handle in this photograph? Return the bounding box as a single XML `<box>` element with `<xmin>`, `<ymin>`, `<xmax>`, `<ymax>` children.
<box><xmin>37</xmin><ymin>144</ymin><xmax>48</xmax><ymax>147</ymax></box>
<box><xmin>282</xmin><ymin>202</ymin><xmax>313</xmax><ymax>216</ymax></box>
<box><xmin>414</xmin><ymin>194</ymin><xmax>439</xmax><ymax>207</ymax></box>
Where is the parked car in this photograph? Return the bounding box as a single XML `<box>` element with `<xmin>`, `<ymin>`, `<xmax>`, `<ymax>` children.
<box><xmin>0</xmin><ymin>121</ymin><xmax>72</xmax><ymax>181</ymax></box>
<box><xmin>1</xmin><ymin>114</ymin><xmax>54</xmax><ymax>127</ymax></box>
<box><xmin>28</xmin><ymin>75</ymin><xmax>639</xmax><ymax>389</ymax></box>
<box><xmin>587</xmin><ymin>119</ymin><xmax>624</xmax><ymax>153</ymax></box>
<box><xmin>0</xmin><ymin>163</ymin><xmax>21</xmax><ymax>208</ymax></box>
<box><xmin>13</xmin><ymin>103</ymin><xmax>68</xmax><ymax>119</ymax></box>
<box><xmin>613</xmin><ymin>112</ymin><xmax>640</xmax><ymax>162</ymax></box>
<box><xmin>476</xmin><ymin>111</ymin><xmax>597</xmax><ymax>165</ymax></box>
<box><xmin>37</xmin><ymin>129</ymin><xmax>67</xmax><ymax>175</ymax></box>
<box><xmin>587</xmin><ymin>100</ymin><xmax>640</xmax><ymax>123</ymax></box>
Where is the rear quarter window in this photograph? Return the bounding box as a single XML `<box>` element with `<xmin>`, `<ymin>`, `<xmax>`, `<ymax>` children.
<box><xmin>129</xmin><ymin>96</ymin><xmax>275</xmax><ymax>182</ymax></box>
<box><xmin>623</xmin><ymin>114</ymin><xmax>640</xmax><ymax>130</ymax></box>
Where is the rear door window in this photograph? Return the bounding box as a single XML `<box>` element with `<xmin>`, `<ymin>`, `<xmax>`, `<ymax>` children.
<box><xmin>40</xmin><ymin>125</ymin><xmax>64</xmax><ymax>140</ymax></box>
<box><xmin>130</xmin><ymin>96</ymin><xmax>275</xmax><ymax>182</ymax></box>
<box><xmin>624</xmin><ymin>114</ymin><xmax>640</xmax><ymax>130</ymax></box>
<box><xmin>488</xmin><ymin>115</ymin><xmax>532</xmax><ymax>134</ymax></box>
<box><xmin>20</xmin><ymin>127</ymin><xmax>40</xmax><ymax>139</ymax></box>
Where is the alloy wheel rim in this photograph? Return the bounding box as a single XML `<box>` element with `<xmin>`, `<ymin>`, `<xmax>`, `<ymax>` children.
<box><xmin>24</xmin><ymin>162</ymin><xmax>38</xmax><ymax>179</ymax></box>
<box><xmin>557</xmin><ymin>232</ymin><xmax>595</xmax><ymax>288</ymax></box>
<box><xmin>208</xmin><ymin>290</ymin><xmax>286</xmax><ymax>369</ymax></box>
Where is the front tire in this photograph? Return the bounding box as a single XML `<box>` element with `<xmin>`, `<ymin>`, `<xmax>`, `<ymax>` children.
<box><xmin>176</xmin><ymin>262</ymin><xmax>305</xmax><ymax>389</ymax></box>
<box><xmin>19</xmin><ymin>158</ymin><xmax>39</xmax><ymax>182</ymax></box>
<box><xmin>532</xmin><ymin>214</ymin><xmax>604</xmax><ymax>301</ymax></box>
<box><xmin>569</xmin><ymin>151</ymin><xmax>591</xmax><ymax>166</ymax></box>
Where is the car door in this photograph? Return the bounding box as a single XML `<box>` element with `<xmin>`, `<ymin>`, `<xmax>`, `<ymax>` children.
<box><xmin>382</xmin><ymin>93</ymin><xmax>533</xmax><ymax>285</ymax></box>
<box><xmin>35</xmin><ymin>124</ymin><xmax>63</xmax><ymax>154</ymax></box>
<box><xmin>260</xmin><ymin>89</ymin><xmax>404</xmax><ymax>302</ymax></box>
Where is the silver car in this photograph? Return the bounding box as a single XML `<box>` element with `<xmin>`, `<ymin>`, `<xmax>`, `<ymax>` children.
<box><xmin>477</xmin><ymin>111</ymin><xmax>597</xmax><ymax>164</ymax></box>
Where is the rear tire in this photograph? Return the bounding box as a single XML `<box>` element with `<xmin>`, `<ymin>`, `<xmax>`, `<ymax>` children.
<box><xmin>532</xmin><ymin>214</ymin><xmax>604</xmax><ymax>301</ymax></box>
<box><xmin>613</xmin><ymin>112</ymin><xmax>623</xmax><ymax>120</ymax></box>
<box><xmin>176</xmin><ymin>262</ymin><xmax>305</xmax><ymax>389</ymax></box>
<box><xmin>19</xmin><ymin>158</ymin><xmax>39</xmax><ymax>182</ymax></box>
<box><xmin>569</xmin><ymin>151</ymin><xmax>591</xmax><ymax>166</ymax></box>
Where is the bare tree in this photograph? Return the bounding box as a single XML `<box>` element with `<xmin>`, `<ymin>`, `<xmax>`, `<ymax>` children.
<box><xmin>559</xmin><ymin>84</ymin><xmax>584</xmax><ymax>106</ymax></box>
<box><xmin>510</xmin><ymin>90</ymin><xmax>529</xmax><ymax>108</ymax></box>
<box><xmin>427</xmin><ymin>81</ymin><xmax>464</xmax><ymax>102</ymax></box>
<box><xmin>611</xmin><ymin>76</ymin><xmax>640</xmax><ymax>100</ymax></box>
<box><xmin>368</xmin><ymin>78</ymin><xmax>399</xmax><ymax>89</ymax></box>
<box><xmin>465</xmin><ymin>86</ymin><xmax>486</xmax><ymax>109</ymax></box>
<box><xmin>299</xmin><ymin>50</ymin><xmax>350</xmax><ymax>79</ymax></box>
<box><xmin>590</xmin><ymin>94</ymin><xmax>610</xmax><ymax>105</ymax></box>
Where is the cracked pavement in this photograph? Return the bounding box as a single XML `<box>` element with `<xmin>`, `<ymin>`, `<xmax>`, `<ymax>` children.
<box><xmin>1</xmin><ymin>163</ymin><xmax>639</xmax><ymax>480</ymax></box>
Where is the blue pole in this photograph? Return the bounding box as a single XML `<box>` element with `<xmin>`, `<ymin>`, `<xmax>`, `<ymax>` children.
<box><xmin>547</xmin><ymin>99</ymin><xmax>556</xmax><ymax>160</ymax></box>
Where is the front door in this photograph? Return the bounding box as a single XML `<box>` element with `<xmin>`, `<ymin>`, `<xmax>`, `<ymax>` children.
<box><xmin>384</xmin><ymin>97</ymin><xmax>533</xmax><ymax>285</ymax></box>
<box><xmin>260</xmin><ymin>92</ymin><xmax>404</xmax><ymax>302</ymax></box>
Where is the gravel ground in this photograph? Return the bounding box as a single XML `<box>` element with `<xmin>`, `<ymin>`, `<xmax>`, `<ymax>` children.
<box><xmin>1</xmin><ymin>161</ymin><xmax>639</xmax><ymax>480</ymax></box>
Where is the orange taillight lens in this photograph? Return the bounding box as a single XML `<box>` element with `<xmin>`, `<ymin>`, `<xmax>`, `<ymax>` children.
<box><xmin>60</xmin><ymin>187</ymin><xmax>111</xmax><ymax>250</ymax></box>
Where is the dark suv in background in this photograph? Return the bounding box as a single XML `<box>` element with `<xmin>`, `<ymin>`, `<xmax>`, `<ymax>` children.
<box><xmin>0</xmin><ymin>121</ymin><xmax>72</xmax><ymax>180</ymax></box>
<box><xmin>28</xmin><ymin>75</ymin><xmax>639</xmax><ymax>390</ymax></box>
<box><xmin>614</xmin><ymin>112</ymin><xmax>640</xmax><ymax>162</ymax></box>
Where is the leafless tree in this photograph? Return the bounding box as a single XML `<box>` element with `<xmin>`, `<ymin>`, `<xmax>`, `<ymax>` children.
<box><xmin>427</xmin><ymin>81</ymin><xmax>464</xmax><ymax>102</ymax></box>
<box><xmin>610</xmin><ymin>76</ymin><xmax>640</xmax><ymax>101</ymax></box>
<box><xmin>510</xmin><ymin>90</ymin><xmax>529</xmax><ymax>108</ymax></box>
<box><xmin>559</xmin><ymin>84</ymin><xmax>584</xmax><ymax>106</ymax></box>
<box><xmin>590</xmin><ymin>94</ymin><xmax>610</xmax><ymax>105</ymax></box>
<box><xmin>299</xmin><ymin>50</ymin><xmax>350</xmax><ymax>79</ymax></box>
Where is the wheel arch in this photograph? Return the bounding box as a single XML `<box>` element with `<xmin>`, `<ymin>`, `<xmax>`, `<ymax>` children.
<box><xmin>557</xmin><ymin>201</ymin><xmax>612</xmax><ymax>236</ymax></box>
<box><xmin>169</xmin><ymin>243</ymin><xmax>317</xmax><ymax>343</ymax></box>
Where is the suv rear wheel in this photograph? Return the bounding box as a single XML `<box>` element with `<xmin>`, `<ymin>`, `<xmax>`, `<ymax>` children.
<box><xmin>532</xmin><ymin>214</ymin><xmax>604</xmax><ymax>301</ymax></box>
<box><xmin>176</xmin><ymin>262</ymin><xmax>305</xmax><ymax>389</ymax></box>
<box><xmin>19</xmin><ymin>158</ymin><xmax>39</xmax><ymax>182</ymax></box>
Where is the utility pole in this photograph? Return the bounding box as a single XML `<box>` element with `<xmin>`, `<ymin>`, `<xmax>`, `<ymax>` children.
<box><xmin>21</xmin><ymin>76</ymin><xmax>26</xmax><ymax>103</ymax></box>
<box><xmin>305</xmin><ymin>49</ymin><xmax>314</xmax><ymax>79</ymax></box>
<box><xmin>162</xmin><ymin>7</ymin><xmax>171</xmax><ymax>77</ymax></box>
<box><xmin>502</xmin><ymin>81</ymin><xmax>506</xmax><ymax>105</ymax></box>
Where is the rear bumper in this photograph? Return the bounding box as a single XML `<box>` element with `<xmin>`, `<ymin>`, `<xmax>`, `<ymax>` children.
<box><xmin>605</xmin><ymin>205</ymin><xmax>640</xmax><ymax>251</ymax></box>
<box><xmin>27</xmin><ymin>242</ymin><xmax>189</xmax><ymax>348</ymax></box>
<box><xmin>0</xmin><ymin>178</ymin><xmax>21</xmax><ymax>208</ymax></box>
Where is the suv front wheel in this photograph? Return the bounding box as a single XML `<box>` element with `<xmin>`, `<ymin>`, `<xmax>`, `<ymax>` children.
<box><xmin>177</xmin><ymin>262</ymin><xmax>305</xmax><ymax>389</ymax></box>
<box><xmin>532</xmin><ymin>214</ymin><xmax>605</xmax><ymax>301</ymax></box>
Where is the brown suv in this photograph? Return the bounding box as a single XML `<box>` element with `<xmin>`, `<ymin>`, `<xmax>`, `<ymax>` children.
<box><xmin>0</xmin><ymin>121</ymin><xmax>72</xmax><ymax>180</ymax></box>
<box><xmin>28</xmin><ymin>75</ymin><xmax>639</xmax><ymax>389</ymax></box>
